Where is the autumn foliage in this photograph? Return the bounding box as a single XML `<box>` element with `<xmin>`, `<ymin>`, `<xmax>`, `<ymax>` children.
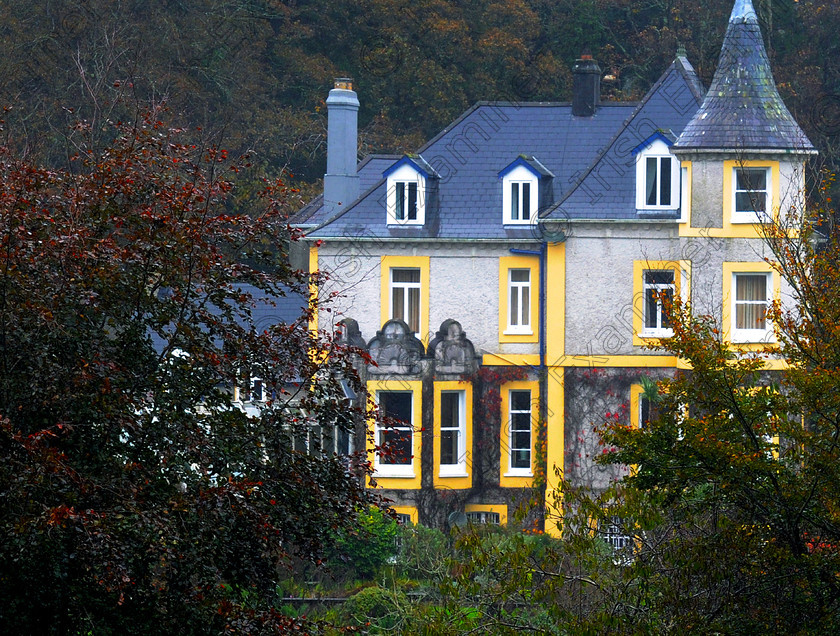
<box><xmin>0</xmin><ymin>113</ymin><xmax>373</xmax><ymax>634</ymax></box>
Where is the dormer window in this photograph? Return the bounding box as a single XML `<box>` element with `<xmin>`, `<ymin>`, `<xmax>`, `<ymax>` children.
<box><xmin>395</xmin><ymin>181</ymin><xmax>418</xmax><ymax>221</ymax></box>
<box><xmin>384</xmin><ymin>155</ymin><xmax>438</xmax><ymax>226</ymax></box>
<box><xmin>499</xmin><ymin>156</ymin><xmax>552</xmax><ymax>225</ymax></box>
<box><xmin>509</xmin><ymin>182</ymin><xmax>532</xmax><ymax>222</ymax></box>
<box><xmin>633</xmin><ymin>133</ymin><xmax>680</xmax><ymax>211</ymax></box>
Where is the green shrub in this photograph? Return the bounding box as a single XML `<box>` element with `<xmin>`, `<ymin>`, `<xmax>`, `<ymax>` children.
<box><xmin>328</xmin><ymin>506</ymin><xmax>398</xmax><ymax>580</ymax></box>
<box><xmin>341</xmin><ymin>585</ymin><xmax>408</xmax><ymax>629</ymax></box>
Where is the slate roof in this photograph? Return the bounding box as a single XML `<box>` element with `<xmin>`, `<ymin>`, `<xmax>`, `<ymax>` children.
<box><xmin>308</xmin><ymin>102</ymin><xmax>638</xmax><ymax>240</ymax></box>
<box><xmin>542</xmin><ymin>57</ymin><xmax>705</xmax><ymax>221</ymax></box>
<box><xmin>291</xmin><ymin>154</ymin><xmax>401</xmax><ymax>227</ymax></box>
<box><xmin>150</xmin><ymin>284</ymin><xmax>308</xmax><ymax>354</ymax></box>
<box><xmin>673</xmin><ymin>0</ymin><xmax>814</xmax><ymax>153</ymax></box>
<box><xmin>304</xmin><ymin>53</ymin><xmax>709</xmax><ymax>238</ymax></box>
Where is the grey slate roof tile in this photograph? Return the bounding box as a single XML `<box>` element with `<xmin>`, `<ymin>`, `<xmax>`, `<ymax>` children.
<box><xmin>673</xmin><ymin>0</ymin><xmax>814</xmax><ymax>152</ymax></box>
<box><xmin>543</xmin><ymin>57</ymin><xmax>705</xmax><ymax>221</ymax></box>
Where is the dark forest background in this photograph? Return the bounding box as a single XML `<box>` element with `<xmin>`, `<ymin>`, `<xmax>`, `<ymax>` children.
<box><xmin>2</xmin><ymin>0</ymin><xmax>837</xmax><ymax>207</ymax></box>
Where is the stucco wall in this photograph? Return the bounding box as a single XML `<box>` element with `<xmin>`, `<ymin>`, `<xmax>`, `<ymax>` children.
<box><xmin>315</xmin><ymin>240</ymin><xmax>540</xmax><ymax>355</ymax></box>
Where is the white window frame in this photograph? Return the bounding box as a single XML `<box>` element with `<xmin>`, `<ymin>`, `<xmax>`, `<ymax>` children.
<box><xmin>506</xmin><ymin>389</ymin><xmax>533</xmax><ymax>477</ymax></box>
<box><xmin>732</xmin><ymin>166</ymin><xmax>771</xmax><ymax>223</ymax></box>
<box><xmin>389</xmin><ymin>267</ymin><xmax>421</xmax><ymax>336</ymax></box>
<box><xmin>501</xmin><ymin>165</ymin><xmax>538</xmax><ymax>225</ymax></box>
<box><xmin>731</xmin><ymin>272</ymin><xmax>772</xmax><ymax>343</ymax></box>
<box><xmin>506</xmin><ymin>268</ymin><xmax>532</xmax><ymax>335</ymax></box>
<box><xmin>439</xmin><ymin>390</ymin><xmax>467</xmax><ymax>477</ymax></box>
<box><xmin>641</xmin><ymin>269</ymin><xmax>675</xmax><ymax>337</ymax></box>
<box><xmin>375</xmin><ymin>390</ymin><xmax>415</xmax><ymax>478</ymax></box>
<box><xmin>386</xmin><ymin>164</ymin><xmax>425</xmax><ymax>226</ymax></box>
<box><xmin>635</xmin><ymin>139</ymin><xmax>680</xmax><ymax>210</ymax></box>
<box><xmin>466</xmin><ymin>510</ymin><xmax>500</xmax><ymax>525</ymax></box>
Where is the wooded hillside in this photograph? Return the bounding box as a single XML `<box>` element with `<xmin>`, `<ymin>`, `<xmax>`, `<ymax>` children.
<box><xmin>1</xmin><ymin>0</ymin><xmax>837</xmax><ymax>196</ymax></box>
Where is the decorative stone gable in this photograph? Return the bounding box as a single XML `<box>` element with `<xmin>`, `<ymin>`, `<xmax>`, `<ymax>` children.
<box><xmin>367</xmin><ymin>319</ymin><xmax>425</xmax><ymax>374</ymax></box>
<box><xmin>428</xmin><ymin>319</ymin><xmax>477</xmax><ymax>374</ymax></box>
<box><xmin>336</xmin><ymin>317</ymin><xmax>367</xmax><ymax>350</ymax></box>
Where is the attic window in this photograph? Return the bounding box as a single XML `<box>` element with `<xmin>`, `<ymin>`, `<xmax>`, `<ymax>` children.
<box><xmin>500</xmin><ymin>164</ymin><xmax>539</xmax><ymax>225</ymax></box>
<box><xmin>634</xmin><ymin>136</ymin><xmax>680</xmax><ymax>211</ymax></box>
<box><xmin>385</xmin><ymin>160</ymin><xmax>427</xmax><ymax>226</ymax></box>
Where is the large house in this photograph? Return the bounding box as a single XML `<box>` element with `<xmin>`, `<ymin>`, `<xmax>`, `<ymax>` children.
<box><xmin>292</xmin><ymin>0</ymin><xmax>814</xmax><ymax>531</ymax></box>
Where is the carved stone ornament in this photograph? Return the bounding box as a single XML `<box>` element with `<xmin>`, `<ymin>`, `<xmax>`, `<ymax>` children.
<box><xmin>367</xmin><ymin>319</ymin><xmax>425</xmax><ymax>374</ymax></box>
<box><xmin>429</xmin><ymin>319</ymin><xmax>477</xmax><ymax>373</ymax></box>
<box><xmin>336</xmin><ymin>317</ymin><xmax>367</xmax><ymax>350</ymax></box>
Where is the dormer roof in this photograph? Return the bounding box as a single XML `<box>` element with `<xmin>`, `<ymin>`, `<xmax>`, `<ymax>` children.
<box><xmin>383</xmin><ymin>154</ymin><xmax>440</xmax><ymax>180</ymax></box>
<box><xmin>631</xmin><ymin>130</ymin><xmax>676</xmax><ymax>156</ymax></box>
<box><xmin>498</xmin><ymin>155</ymin><xmax>555</xmax><ymax>180</ymax></box>
<box><xmin>673</xmin><ymin>0</ymin><xmax>815</xmax><ymax>153</ymax></box>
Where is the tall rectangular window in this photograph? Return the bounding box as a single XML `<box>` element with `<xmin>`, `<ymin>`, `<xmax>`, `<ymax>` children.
<box><xmin>508</xmin><ymin>269</ymin><xmax>531</xmax><ymax>333</ymax></box>
<box><xmin>378</xmin><ymin>391</ymin><xmax>413</xmax><ymax>467</ymax></box>
<box><xmin>508</xmin><ymin>389</ymin><xmax>532</xmax><ymax>473</ymax></box>
<box><xmin>391</xmin><ymin>268</ymin><xmax>421</xmax><ymax>333</ymax></box>
<box><xmin>439</xmin><ymin>391</ymin><xmax>466</xmax><ymax>475</ymax></box>
<box><xmin>510</xmin><ymin>182</ymin><xmax>531</xmax><ymax>221</ymax></box>
<box><xmin>642</xmin><ymin>270</ymin><xmax>675</xmax><ymax>335</ymax></box>
<box><xmin>733</xmin><ymin>273</ymin><xmax>769</xmax><ymax>340</ymax></box>
<box><xmin>734</xmin><ymin>167</ymin><xmax>768</xmax><ymax>217</ymax></box>
<box><xmin>395</xmin><ymin>181</ymin><xmax>418</xmax><ymax>221</ymax></box>
<box><xmin>645</xmin><ymin>156</ymin><xmax>672</xmax><ymax>206</ymax></box>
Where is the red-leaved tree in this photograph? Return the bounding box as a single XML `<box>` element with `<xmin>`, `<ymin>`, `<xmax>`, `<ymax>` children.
<box><xmin>0</xmin><ymin>111</ymin><xmax>374</xmax><ymax>635</ymax></box>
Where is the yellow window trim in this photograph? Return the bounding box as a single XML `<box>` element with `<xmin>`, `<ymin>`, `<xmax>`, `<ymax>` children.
<box><xmin>465</xmin><ymin>503</ymin><xmax>508</xmax><ymax>526</ymax></box>
<box><xmin>366</xmin><ymin>379</ymin><xmax>423</xmax><ymax>490</ymax></box>
<box><xmin>498</xmin><ymin>255</ymin><xmax>539</xmax><ymax>344</ymax></box>
<box><xmin>632</xmin><ymin>260</ymin><xmax>691</xmax><ymax>347</ymax></box>
<box><xmin>722</xmin><ymin>261</ymin><xmax>781</xmax><ymax>352</ymax></box>
<box><xmin>630</xmin><ymin>384</ymin><xmax>646</xmax><ymax>430</ymax></box>
<box><xmin>380</xmin><ymin>255</ymin><xmax>431</xmax><ymax>345</ymax></box>
<box><xmin>433</xmin><ymin>381</ymin><xmax>473</xmax><ymax>489</ymax></box>
<box><xmin>308</xmin><ymin>245</ymin><xmax>319</xmax><ymax>334</ymax></box>
<box><xmin>500</xmin><ymin>379</ymin><xmax>539</xmax><ymax>488</ymax></box>
<box><xmin>545</xmin><ymin>242</ymin><xmax>566</xmax><ymax>362</ymax></box>
<box><xmin>392</xmin><ymin>505</ymin><xmax>419</xmax><ymax>525</ymax></box>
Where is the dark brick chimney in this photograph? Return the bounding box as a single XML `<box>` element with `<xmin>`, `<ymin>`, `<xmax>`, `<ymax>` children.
<box><xmin>572</xmin><ymin>54</ymin><xmax>601</xmax><ymax>117</ymax></box>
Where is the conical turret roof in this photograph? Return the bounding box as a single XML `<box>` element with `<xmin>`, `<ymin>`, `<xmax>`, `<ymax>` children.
<box><xmin>673</xmin><ymin>0</ymin><xmax>814</xmax><ymax>153</ymax></box>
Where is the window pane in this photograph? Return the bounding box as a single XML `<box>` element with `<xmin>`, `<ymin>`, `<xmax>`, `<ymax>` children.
<box><xmin>511</xmin><ymin>390</ymin><xmax>531</xmax><ymax>412</ymax></box>
<box><xmin>441</xmin><ymin>392</ymin><xmax>459</xmax><ymax>427</ymax></box>
<box><xmin>441</xmin><ymin>430</ymin><xmax>458</xmax><ymax>465</ymax></box>
<box><xmin>511</xmin><ymin>269</ymin><xmax>529</xmax><ymax>282</ymax></box>
<box><xmin>392</xmin><ymin>287</ymin><xmax>404</xmax><ymax>322</ymax></box>
<box><xmin>646</xmin><ymin>157</ymin><xmax>657</xmax><ymax>206</ymax></box>
<box><xmin>736</xmin><ymin>274</ymin><xmax>767</xmax><ymax>302</ymax></box>
<box><xmin>512</xmin><ymin>449</ymin><xmax>530</xmax><ymax>468</ymax></box>
<box><xmin>408</xmin><ymin>182</ymin><xmax>418</xmax><ymax>220</ymax></box>
<box><xmin>396</xmin><ymin>182</ymin><xmax>405</xmax><ymax>220</ymax></box>
<box><xmin>381</xmin><ymin>392</ymin><xmax>412</xmax><ymax>422</ymax></box>
<box><xmin>645</xmin><ymin>290</ymin><xmax>659</xmax><ymax>329</ymax></box>
<box><xmin>660</xmin><ymin>158</ymin><xmax>671</xmax><ymax>206</ymax></box>
<box><xmin>511</xmin><ymin>182</ymin><xmax>519</xmax><ymax>220</ymax></box>
<box><xmin>407</xmin><ymin>288</ymin><xmax>420</xmax><ymax>333</ymax></box>
<box><xmin>380</xmin><ymin>429</ymin><xmax>412</xmax><ymax>464</ymax></box>
<box><xmin>521</xmin><ymin>286</ymin><xmax>530</xmax><ymax>325</ymax></box>
<box><xmin>737</xmin><ymin>168</ymin><xmax>766</xmax><ymax>191</ymax></box>
<box><xmin>522</xmin><ymin>183</ymin><xmax>531</xmax><ymax>220</ymax></box>
<box><xmin>645</xmin><ymin>271</ymin><xmax>674</xmax><ymax>285</ymax></box>
<box><xmin>510</xmin><ymin>287</ymin><xmax>519</xmax><ymax>326</ymax></box>
<box><xmin>392</xmin><ymin>268</ymin><xmax>420</xmax><ymax>283</ymax></box>
<box><xmin>640</xmin><ymin>396</ymin><xmax>650</xmax><ymax>429</ymax></box>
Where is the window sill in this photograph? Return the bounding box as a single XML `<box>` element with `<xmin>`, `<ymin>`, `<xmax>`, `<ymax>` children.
<box><xmin>438</xmin><ymin>469</ymin><xmax>469</xmax><ymax>478</ymax></box>
<box><xmin>731</xmin><ymin>331</ymin><xmax>774</xmax><ymax>344</ymax></box>
<box><xmin>374</xmin><ymin>468</ymin><xmax>416</xmax><ymax>479</ymax></box>
<box><xmin>504</xmin><ymin>471</ymin><xmax>533</xmax><ymax>478</ymax></box>
<box><xmin>387</xmin><ymin>221</ymin><xmax>425</xmax><ymax>227</ymax></box>
<box><xmin>730</xmin><ymin>214</ymin><xmax>767</xmax><ymax>224</ymax></box>
<box><xmin>638</xmin><ymin>330</ymin><xmax>673</xmax><ymax>339</ymax></box>
<box><xmin>504</xmin><ymin>329</ymin><xmax>533</xmax><ymax>336</ymax></box>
